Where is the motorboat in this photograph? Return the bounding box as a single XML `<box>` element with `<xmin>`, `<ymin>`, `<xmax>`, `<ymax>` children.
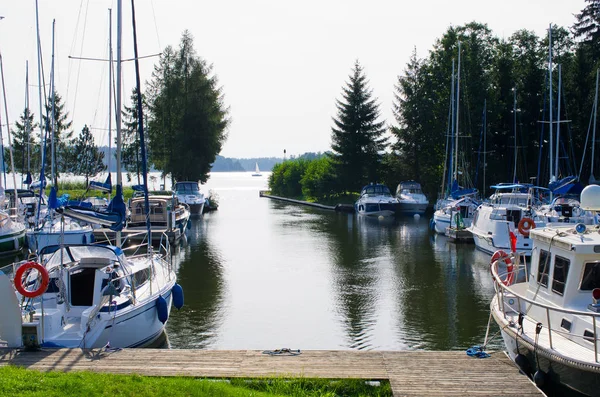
<box><xmin>395</xmin><ymin>181</ymin><xmax>429</xmax><ymax>215</ymax></box>
<box><xmin>469</xmin><ymin>184</ymin><xmax>547</xmax><ymax>257</ymax></box>
<box><xmin>489</xmin><ymin>184</ymin><xmax>600</xmax><ymax>395</ymax></box>
<box><xmin>536</xmin><ymin>197</ymin><xmax>596</xmax><ymax>225</ymax></box>
<box><xmin>174</xmin><ymin>181</ymin><xmax>205</xmax><ymax>216</ymax></box>
<box><xmin>431</xmin><ymin>196</ymin><xmax>479</xmax><ymax>235</ymax></box>
<box><xmin>354</xmin><ymin>183</ymin><xmax>398</xmax><ymax>217</ymax></box>
<box><xmin>128</xmin><ymin>195</ymin><xmax>190</xmax><ymax>233</ymax></box>
<box><xmin>0</xmin><ymin>243</ymin><xmax>181</xmax><ymax>349</ymax></box>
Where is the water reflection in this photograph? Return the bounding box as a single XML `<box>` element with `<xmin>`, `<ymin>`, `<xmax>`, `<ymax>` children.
<box><xmin>166</xmin><ymin>217</ymin><xmax>225</xmax><ymax>348</ymax></box>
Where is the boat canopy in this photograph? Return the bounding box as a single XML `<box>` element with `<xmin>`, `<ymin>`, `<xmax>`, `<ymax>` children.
<box><xmin>360</xmin><ymin>184</ymin><xmax>392</xmax><ymax>196</ymax></box>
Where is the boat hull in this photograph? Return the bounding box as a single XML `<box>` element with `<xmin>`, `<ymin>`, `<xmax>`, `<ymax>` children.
<box><xmin>396</xmin><ymin>202</ymin><xmax>428</xmax><ymax>216</ymax></box>
<box><xmin>493</xmin><ymin>306</ymin><xmax>600</xmax><ymax>396</ymax></box>
<box><xmin>0</xmin><ymin>228</ymin><xmax>26</xmax><ymax>255</ymax></box>
<box><xmin>27</xmin><ymin>228</ymin><xmax>94</xmax><ymax>253</ymax></box>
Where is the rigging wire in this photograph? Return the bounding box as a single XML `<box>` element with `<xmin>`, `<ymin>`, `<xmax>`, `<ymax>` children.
<box><xmin>65</xmin><ymin>0</ymin><xmax>86</xmax><ymax>107</ymax></box>
<box><xmin>68</xmin><ymin>0</ymin><xmax>90</xmax><ymax>124</ymax></box>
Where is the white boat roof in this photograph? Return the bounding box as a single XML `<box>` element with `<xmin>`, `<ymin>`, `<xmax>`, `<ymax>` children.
<box><xmin>530</xmin><ymin>224</ymin><xmax>600</xmax><ymax>254</ymax></box>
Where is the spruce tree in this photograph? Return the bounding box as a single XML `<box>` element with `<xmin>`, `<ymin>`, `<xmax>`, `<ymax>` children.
<box><xmin>42</xmin><ymin>91</ymin><xmax>74</xmax><ymax>182</ymax></box>
<box><xmin>573</xmin><ymin>0</ymin><xmax>600</xmax><ymax>58</ymax></box>
<box><xmin>122</xmin><ymin>88</ymin><xmax>143</xmax><ymax>184</ymax></box>
<box><xmin>329</xmin><ymin>60</ymin><xmax>387</xmax><ymax>193</ymax></box>
<box><xmin>73</xmin><ymin>125</ymin><xmax>106</xmax><ymax>185</ymax></box>
<box><xmin>9</xmin><ymin>108</ymin><xmax>39</xmax><ymax>175</ymax></box>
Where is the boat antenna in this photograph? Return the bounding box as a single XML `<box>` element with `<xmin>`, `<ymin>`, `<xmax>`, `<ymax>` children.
<box><xmin>130</xmin><ymin>0</ymin><xmax>152</xmax><ymax>250</ymax></box>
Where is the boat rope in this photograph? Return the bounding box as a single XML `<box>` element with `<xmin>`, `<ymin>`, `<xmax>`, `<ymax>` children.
<box><xmin>262</xmin><ymin>348</ymin><xmax>301</xmax><ymax>356</ymax></box>
<box><xmin>534</xmin><ymin>322</ymin><xmax>543</xmax><ymax>369</ymax></box>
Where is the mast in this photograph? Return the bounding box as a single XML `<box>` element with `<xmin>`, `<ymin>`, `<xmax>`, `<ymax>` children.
<box><xmin>548</xmin><ymin>24</ymin><xmax>554</xmax><ymax>183</ymax></box>
<box><xmin>591</xmin><ymin>69</ymin><xmax>599</xmax><ymax>184</ymax></box>
<box><xmin>0</xmin><ymin>53</ymin><xmax>20</xmax><ymax>207</ymax></box>
<box><xmin>50</xmin><ymin>19</ymin><xmax>56</xmax><ymax>186</ymax></box>
<box><xmin>446</xmin><ymin>58</ymin><xmax>455</xmax><ymax>197</ymax></box>
<box><xmin>513</xmin><ymin>87</ymin><xmax>517</xmax><ymax>183</ymax></box>
<box><xmin>25</xmin><ymin>61</ymin><xmax>31</xmax><ymax>187</ymax></box>
<box><xmin>554</xmin><ymin>64</ymin><xmax>562</xmax><ymax>180</ymax></box>
<box><xmin>454</xmin><ymin>41</ymin><xmax>461</xmax><ymax>184</ymax></box>
<box><xmin>34</xmin><ymin>0</ymin><xmax>47</xmax><ymax>226</ymax></box>
<box><xmin>483</xmin><ymin>99</ymin><xmax>487</xmax><ymax>196</ymax></box>
<box><xmin>116</xmin><ymin>0</ymin><xmax>123</xmax><ymax>246</ymax></box>
<box><xmin>130</xmin><ymin>0</ymin><xmax>152</xmax><ymax>247</ymax></box>
<box><xmin>108</xmin><ymin>8</ymin><xmax>113</xmax><ymax>199</ymax></box>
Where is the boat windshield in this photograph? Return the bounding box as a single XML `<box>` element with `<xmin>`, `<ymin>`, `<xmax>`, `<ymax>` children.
<box><xmin>175</xmin><ymin>183</ymin><xmax>199</xmax><ymax>193</ymax></box>
<box><xmin>362</xmin><ymin>185</ymin><xmax>392</xmax><ymax>196</ymax></box>
<box><xmin>44</xmin><ymin>245</ymin><xmax>123</xmax><ymax>268</ymax></box>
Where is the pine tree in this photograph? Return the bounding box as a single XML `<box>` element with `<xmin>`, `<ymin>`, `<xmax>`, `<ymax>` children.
<box><xmin>122</xmin><ymin>88</ymin><xmax>143</xmax><ymax>184</ymax></box>
<box><xmin>329</xmin><ymin>60</ymin><xmax>387</xmax><ymax>193</ymax></box>
<box><xmin>8</xmin><ymin>108</ymin><xmax>39</xmax><ymax>175</ymax></box>
<box><xmin>573</xmin><ymin>0</ymin><xmax>600</xmax><ymax>58</ymax></box>
<box><xmin>42</xmin><ymin>91</ymin><xmax>74</xmax><ymax>182</ymax></box>
<box><xmin>73</xmin><ymin>125</ymin><xmax>106</xmax><ymax>185</ymax></box>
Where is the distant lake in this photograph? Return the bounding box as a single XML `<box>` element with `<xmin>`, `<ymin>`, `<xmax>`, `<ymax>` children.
<box><xmin>165</xmin><ymin>172</ymin><xmax>499</xmax><ymax>351</ymax></box>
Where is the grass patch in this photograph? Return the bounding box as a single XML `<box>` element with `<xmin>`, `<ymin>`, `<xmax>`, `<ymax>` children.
<box><xmin>0</xmin><ymin>366</ymin><xmax>391</xmax><ymax>397</ymax></box>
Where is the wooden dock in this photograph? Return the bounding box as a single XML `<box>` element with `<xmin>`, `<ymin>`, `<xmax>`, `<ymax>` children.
<box><xmin>259</xmin><ymin>192</ymin><xmax>355</xmax><ymax>213</ymax></box>
<box><xmin>0</xmin><ymin>349</ymin><xmax>542</xmax><ymax>396</ymax></box>
<box><xmin>445</xmin><ymin>227</ymin><xmax>474</xmax><ymax>243</ymax></box>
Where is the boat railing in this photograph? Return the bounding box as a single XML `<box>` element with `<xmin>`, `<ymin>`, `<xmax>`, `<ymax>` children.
<box><xmin>491</xmin><ymin>257</ymin><xmax>600</xmax><ymax>363</ymax></box>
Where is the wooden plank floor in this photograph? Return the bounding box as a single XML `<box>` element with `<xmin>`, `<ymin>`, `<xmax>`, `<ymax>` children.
<box><xmin>0</xmin><ymin>349</ymin><xmax>542</xmax><ymax>396</ymax></box>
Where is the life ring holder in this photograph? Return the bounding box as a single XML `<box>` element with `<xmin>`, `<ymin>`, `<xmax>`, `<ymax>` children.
<box><xmin>517</xmin><ymin>217</ymin><xmax>535</xmax><ymax>237</ymax></box>
<box><xmin>14</xmin><ymin>261</ymin><xmax>49</xmax><ymax>299</ymax></box>
<box><xmin>491</xmin><ymin>250</ymin><xmax>514</xmax><ymax>286</ymax></box>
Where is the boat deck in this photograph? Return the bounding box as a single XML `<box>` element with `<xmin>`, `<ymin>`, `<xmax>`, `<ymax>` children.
<box><xmin>92</xmin><ymin>227</ymin><xmax>181</xmax><ymax>245</ymax></box>
<box><xmin>0</xmin><ymin>348</ymin><xmax>542</xmax><ymax>396</ymax></box>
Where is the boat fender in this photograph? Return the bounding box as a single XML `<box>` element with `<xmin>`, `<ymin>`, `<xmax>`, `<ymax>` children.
<box><xmin>156</xmin><ymin>295</ymin><xmax>168</xmax><ymax>324</ymax></box>
<box><xmin>82</xmin><ymin>234</ymin><xmax>87</xmax><ymax>244</ymax></box>
<box><xmin>172</xmin><ymin>283</ymin><xmax>184</xmax><ymax>310</ymax></box>
<box><xmin>514</xmin><ymin>353</ymin><xmax>531</xmax><ymax>377</ymax></box>
<box><xmin>429</xmin><ymin>218</ymin><xmax>435</xmax><ymax>231</ymax></box>
<box><xmin>533</xmin><ymin>369</ymin><xmax>546</xmax><ymax>387</ymax></box>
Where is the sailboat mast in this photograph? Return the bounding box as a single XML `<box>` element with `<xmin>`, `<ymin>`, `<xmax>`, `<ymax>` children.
<box><xmin>483</xmin><ymin>99</ymin><xmax>487</xmax><ymax>196</ymax></box>
<box><xmin>548</xmin><ymin>24</ymin><xmax>554</xmax><ymax>183</ymax></box>
<box><xmin>116</xmin><ymin>0</ymin><xmax>123</xmax><ymax>246</ymax></box>
<box><xmin>591</xmin><ymin>69</ymin><xmax>599</xmax><ymax>184</ymax></box>
<box><xmin>0</xmin><ymin>53</ymin><xmax>20</xmax><ymax>205</ymax></box>
<box><xmin>130</xmin><ymin>0</ymin><xmax>152</xmax><ymax>247</ymax></box>
<box><xmin>513</xmin><ymin>87</ymin><xmax>517</xmax><ymax>183</ymax></box>
<box><xmin>454</xmin><ymin>41</ymin><xmax>461</xmax><ymax>183</ymax></box>
<box><xmin>108</xmin><ymin>8</ymin><xmax>113</xmax><ymax>198</ymax></box>
<box><xmin>25</xmin><ymin>61</ymin><xmax>31</xmax><ymax>187</ymax></box>
<box><xmin>50</xmin><ymin>19</ymin><xmax>56</xmax><ymax>186</ymax></box>
<box><xmin>446</xmin><ymin>58</ymin><xmax>455</xmax><ymax>197</ymax></box>
<box><xmin>34</xmin><ymin>0</ymin><xmax>46</xmax><ymax>226</ymax></box>
<box><xmin>554</xmin><ymin>64</ymin><xmax>562</xmax><ymax>180</ymax></box>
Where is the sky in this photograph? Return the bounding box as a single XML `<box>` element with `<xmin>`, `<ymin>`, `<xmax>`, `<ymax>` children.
<box><xmin>0</xmin><ymin>0</ymin><xmax>587</xmax><ymax>159</ymax></box>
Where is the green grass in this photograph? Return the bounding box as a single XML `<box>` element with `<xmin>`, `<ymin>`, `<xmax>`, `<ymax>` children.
<box><xmin>0</xmin><ymin>366</ymin><xmax>392</xmax><ymax>397</ymax></box>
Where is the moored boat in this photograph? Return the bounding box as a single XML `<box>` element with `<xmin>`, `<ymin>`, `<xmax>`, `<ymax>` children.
<box><xmin>395</xmin><ymin>181</ymin><xmax>428</xmax><ymax>216</ymax></box>
<box><xmin>489</xmin><ymin>184</ymin><xmax>600</xmax><ymax>395</ymax></box>
<box><xmin>355</xmin><ymin>183</ymin><xmax>398</xmax><ymax>217</ymax></box>
<box><xmin>174</xmin><ymin>181</ymin><xmax>205</xmax><ymax>216</ymax></box>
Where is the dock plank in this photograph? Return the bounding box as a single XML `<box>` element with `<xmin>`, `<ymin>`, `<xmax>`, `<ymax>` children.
<box><xmin>0</xmin><ymin>349</ymin><xmax>541</xmax><ymax>396</ymax></box>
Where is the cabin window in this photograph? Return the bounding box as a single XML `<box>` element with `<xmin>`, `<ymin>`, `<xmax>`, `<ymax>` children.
<box><xmin>551</xmin><ymin>255</ymin><xmax>570</xmax><ymax>296</ymax></box>
<box><xmin>130</xmin><ymin>267</ymin><xmax>152</xmax><ymax>290</ymax></box>
<box><xmin>581</xmin><ymin>262</ymin><xmax>600</xmax><ymax>291</ymax></box>
<box><xmin>560</xmin><ymin>318</ymin><xmax>572</xmax><ymax>332</ymax></box>
<box><xmin>537</xmin><ymin>249</ymin><xmax>550</xmax><ymax>287</ymax></box>
<box><xmin>584</xmin><ymin>330</ymin><xmax>595</xmax><ymax>343</ymax></box>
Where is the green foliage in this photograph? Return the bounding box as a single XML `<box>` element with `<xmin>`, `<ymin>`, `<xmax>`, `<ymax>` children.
<box><xmin>121</xmin><ymin>88</ymin><xmax>144</xmax><ymax>184</ymax></box>
<box><xmin>573</xmin><ymin>0</ymin><xmax>600</xmax><ymax>59</ymax></box>
<box><xmin>147</xmin><ymin>31</ymin><xmax>229</xmax><ymax>184</ymax></box>
<box><xmin>42</xmin><ymin>91</ymin><xmax>74</xmax><ymax>181</ymax></box>
<box><xmin>8</xmin><ymin>107</ymin><xmax>39</xmax><ymax>175</ymax></box>
<box><xmin>0</xmin><ymin>366</ymin><xmax>392</xmax><ymax>397</ymax></box>
<box><xmin>300</xmin><ymin>156</ymin><xmax>338</xmax><ymax>200</ymax></box>
<box><xmin>268</xmin><ymin>158</ymin><xmax>309</xmax><ymax>198</ymax></box>
<box><xmin>72</xmin><ymin>125</ymin><xmax>107</xmax><ymax>185</ymax></box>
<box><xmin>330</xmin><ymin>60</ymin><xmax>387</xmax><ymax>193</ymax></box>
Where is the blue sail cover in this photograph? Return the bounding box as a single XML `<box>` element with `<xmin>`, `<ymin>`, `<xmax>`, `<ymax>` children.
<box><xmin>89</xmin><ymin>174</ymin><xmax>112</xmax><ymax>193</ymax></box>
<box><xmin>24</xmin><ymin>172</ymin><xmax>32</xmax><ymax>185</ymax></box>
<box><xmin>106</xmin><ymin>184</ymin><xmax>126</xmax><ymax>230</ymax></box>
<box><xmin>449</xmin><ymin>179</ymin><xmax>478</xmax><ymax>200</ymax></box>
<box><xmin>131</xmin><ymin>184</ymin><xmax>145</xmax><ymax>192</ymax></box>
<box><xmin>548</xmin><ymin>176</ymin><xmax>582</xmax><ymax>196</ymax></box>
<box><xmin>48</xmin><ymin>186</ymin><xmax>58</xmax><ymax>209</ymax></box>
<box><xmin>60</xmin><ymin>206</ymin><xmax>123</xmax><ymax>231</ymax></box>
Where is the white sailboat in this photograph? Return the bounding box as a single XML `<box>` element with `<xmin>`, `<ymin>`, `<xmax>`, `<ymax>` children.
<box><xmin>0</xmin><ymin>0</ymin><xmax>182</xmax><ymax>350</ymax></box>
<box><xmin>251</xmin><ymin>162</ymin><xmax>262</xmax><ymax>176</ymax></box>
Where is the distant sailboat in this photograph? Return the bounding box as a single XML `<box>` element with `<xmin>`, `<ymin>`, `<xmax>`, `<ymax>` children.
<box><xmin>251</xmin><ymin>162</ymin><xmax>262</xmax><ymax>176</ymax></box>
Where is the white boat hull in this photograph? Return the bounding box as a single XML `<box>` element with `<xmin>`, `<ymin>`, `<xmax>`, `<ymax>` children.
<box><xmin>396</xmin><ymin>202</ymin><xmax>428</xmax><ymax>215</ymax></box>
<box><xmin>27</xmin><ymin>228</ymin><xmax>94</xmax><ymax>253</ymax></box>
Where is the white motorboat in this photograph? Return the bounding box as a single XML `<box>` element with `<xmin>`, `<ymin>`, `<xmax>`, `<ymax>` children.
<box><xmin>355</xmin><ymin>183</ymin><xmax>398</xmax><ymax>217</ymax></box>
<box><xmin>0</xmin><ymin>243</ymin><xmax>181</xmax><ymax>349</ymax></box>
<box><xmin>395</xmin><ymin>181</ymin><xmax>429</xmax><ymax>215</ymax></box>
<box><xmin>489</xmin><ymin>184</ymin><xmax>600</xmax><ymax>395</ymax></box>
<box><xmin>174</xmin><ymin>181</ymin><xmax>205</xmax><ymax>215</ymax></box>
<box><xmin>469</xmin><ymin>184</ymin><xmax>547</xmax><ymax>257</ymax></box>
<box><xmin>432</xmin><ymin>196</ymin><xmax>479</xmax><ymax>234</ymax></box>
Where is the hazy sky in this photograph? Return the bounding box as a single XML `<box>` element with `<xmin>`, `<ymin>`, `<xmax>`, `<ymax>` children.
<box><xmin>0</xmin><ymin>0</ymin><xmax>587</xmax><ymax>159</ymax></box>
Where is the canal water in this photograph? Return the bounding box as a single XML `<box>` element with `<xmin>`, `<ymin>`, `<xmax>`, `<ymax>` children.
<box><xmin>165</xmin><ymin>172</ymin><xmax>501</xmax><ymax>351</ymax></box>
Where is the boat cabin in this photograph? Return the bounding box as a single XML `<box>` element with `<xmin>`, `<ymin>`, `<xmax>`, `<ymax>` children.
<box><xmin>174</xmin><ymin>182</ymin><xmax>200</xmax><ymax>194</ymax></box>
<box><xmin>129</xmin><ymin>195</ymin><xmax>181</xmax><ymax>227</ymax></box>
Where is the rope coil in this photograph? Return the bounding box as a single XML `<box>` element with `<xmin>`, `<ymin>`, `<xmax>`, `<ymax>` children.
<box><xmin>262</xmin><ymin>348</ymin><xmax>301</xmax><ymax>356</ymax></box>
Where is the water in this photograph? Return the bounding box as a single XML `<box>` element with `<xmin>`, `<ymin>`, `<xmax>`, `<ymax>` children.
<box><xmin>165</xmin><ymin>172</ymin><xmax>500</xmax><ymax>351</ymax></box>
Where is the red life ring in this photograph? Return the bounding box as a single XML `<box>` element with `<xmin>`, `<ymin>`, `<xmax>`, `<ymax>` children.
<box><xmin>14</xmin><ymin>261</ymin><xmax>49</xmax><ymax>298</ymax></box>
<box><xmin>518</xmin><ymin>217</ymin><xmax>535</xmax><ymax>237</ymax></box>
<box><xmin>490</xmin><ymin>250</ymin><xmax>514</xmax><ymax>286</ymax></box>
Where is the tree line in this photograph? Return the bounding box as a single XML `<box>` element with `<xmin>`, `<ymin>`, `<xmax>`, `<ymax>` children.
<box><xmin>271</xmin><ymin>1</ymin><xmax>600</xmax><ymax>201</ymax></box>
